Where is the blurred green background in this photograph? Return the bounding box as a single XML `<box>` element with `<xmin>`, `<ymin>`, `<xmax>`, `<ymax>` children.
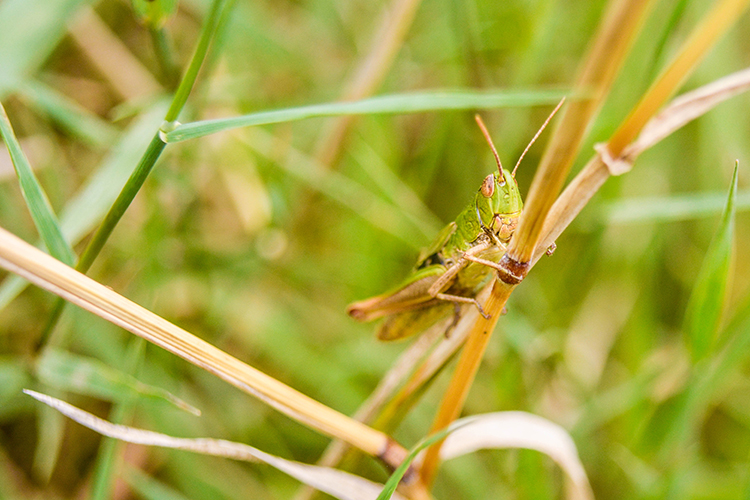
<box><xmin>0</xmin><ymin>0</ymin><xmax>749</xmax><ymax>499</ymax></box>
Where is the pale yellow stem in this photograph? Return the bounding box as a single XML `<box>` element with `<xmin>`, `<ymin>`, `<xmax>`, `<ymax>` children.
<box><xmin>0</xmin><ymin>227</ymin><xmax>406</xmax><ymax>468</ymax></box>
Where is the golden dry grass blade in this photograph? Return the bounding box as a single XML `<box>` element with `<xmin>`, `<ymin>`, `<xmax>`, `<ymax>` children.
<box><xmin>534</xmin><ymin>67</ymin><xmax>750</xmax><ymax>266</ymax></box>
<box><xmin>508</xmin><ymin>0</ymin><xmax>654</xmax><ymax>265</ymax></box>
<box><xmin>607</xmin><ymin>0</ymin><xmax>750</xmax><ymax>157</ymax></box>
<box><xmin>0</xmin><ymin>227</ymin><xmax>407</xmax><ymax>468</ymax></box>
<box><xmin>68</xmin><ymin>6</ymin><xmax>161</xmax><ymax>100</ymax></box>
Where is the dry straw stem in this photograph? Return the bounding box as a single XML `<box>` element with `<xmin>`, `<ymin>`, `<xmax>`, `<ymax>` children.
<box><xmin>606</xmin><ymin>0</ymin><xmax>750</xmax><ymax>158</ymax></box>
<box><xmin>314</xmin><ymin>0</ymin><xmax>423</xmax><ymax>167</ymax></box>
<box><xmin>534</xmin><ymin>66</ymin><xmax>750</xmax><ymax>265</ymax></box>
<box><xmin>420</xmin><ymin>280</ymin><xmax>514</xmax><ymax>486</ymax></box>
<box><xmin>508</xmin><ymin>0</ymin><xmax>654</xmax><ymax>266</ymax></box>
<box><xmin>68</xmin><ymin>6</ymin><xmax>161</xmax><ymax>100</ymax></box>
<box><xmin>0</xmin><ymin>227</ymin><xmax>408</xmax><ymax>470</ymax></box>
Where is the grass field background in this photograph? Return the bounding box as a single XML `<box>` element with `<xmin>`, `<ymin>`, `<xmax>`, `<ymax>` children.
<box><xmin>0</xmin><ymin>0</ymin><xmax>749</xmax><ymax>499</ymax></box>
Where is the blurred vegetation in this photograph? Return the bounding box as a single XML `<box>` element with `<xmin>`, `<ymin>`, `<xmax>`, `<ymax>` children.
<box><xmin>0</xmin><ymin>0</ymin><xmax>749</xmax><ymax>499</ymax></box>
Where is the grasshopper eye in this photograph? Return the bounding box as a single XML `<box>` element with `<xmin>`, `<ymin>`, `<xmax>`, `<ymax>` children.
<box><xmin>480</xmin><ymin>174</ymin><xmax>495</xmax><ymax>197</ymax></box>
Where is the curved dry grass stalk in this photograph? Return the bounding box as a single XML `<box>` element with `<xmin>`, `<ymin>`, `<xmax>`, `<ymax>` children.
<box><xmin>439</xmin><ymin>413</ymin><xmax>593</xmax><ymax>500</ymax></box>
<box><xmin>24</xmin><ymin>390</ymin><xmax>409</xmax><ymax>500</ymax></box>
<box><xmin>535</xmin><ymin>65</ymin><xmax>750</xmax><ymax>263</ymax></box>
<box><xmin>28</xmin><ymin>389</ymin><xmax>592</xmax><ymax>500</ymax></box>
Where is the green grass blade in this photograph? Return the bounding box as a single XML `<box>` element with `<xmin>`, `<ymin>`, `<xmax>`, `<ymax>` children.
<box><xmin>0</xmin><ymin>102</ymin><xmax>75</xmax><ymax>265</ymax></box>
<box><xmin>89</xmin><ymin>338</ymin><xmax>144</xmax><ymax>500</ymax></box>
<box><xmin>164</xmin><ymin>0</ymin><xmax>230</xmax><ymax>121</ymax></box>
<box><xmin>0</xmin><ymin>102</ymin><xmax>168</xmax><ymax>311</ymax></box>
<box><xmin>21</xmin><ymin>80</ymin><xmax>118</xmax><ymax>147</ymax></box>
<box><xmin>242</xmin><ymin>129</ymin><xmax>428</xmax><ymax>249</ymax></box>
<box><xmin>683</xmin><ymin>162</ymin><xmax>738</xmax><ymax>363</ymax></box>
<box><xmin>164</xmin><ymin>89</ymin><xmax>570</xmax><ymax>143</ymax></box>
<box><xmin>376</xmin><ymin>420</ymin><xmax>473</xmax><ymax>500</ymax></box>
<box><xmin>36</xmin><ymin>349</ymin><xmax>200</xmax><ymax>414</ymax></box>
<box><xmin>0</xmin><ymin>0</ymin><xmax>88</xmax><ymax>96</ymax></box>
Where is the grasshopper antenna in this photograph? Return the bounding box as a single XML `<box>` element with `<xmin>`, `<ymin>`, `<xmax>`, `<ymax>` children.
<box><xmin>474</xmin><ymin>114</ymin><xmax>504</xmax><ymax>179</ymax></box>
<box><xmin>512</xmin><ymin>97</ymin><xmax>566</xmax><ymax>177</ymax></box>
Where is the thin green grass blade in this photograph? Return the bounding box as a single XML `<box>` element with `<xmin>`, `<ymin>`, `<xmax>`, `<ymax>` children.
<box><xmin>0</xmin><ymin>102</ymin><xmax>75</xmax><ymax>265</ymax></box>
<box><xmin>164</xmin><ymin>0</ymin><xmax>230</xmax><ymax>121</ymax></box>
<box><xmin>164</xmin><ymin>89</ymin><xmax>570</xmax><ymax>143</ymax></box>
<box><xmin>242</xmin><ymin>129</ymin><xmax>429</xmax><ymax>249</ymax></box>
<box><xmin>0</xmin><ymin>102</ymin><xmax>168</xmax><ymax>311</ymax></box>
<box><xmin>350</xmin><ymin>137</ymin><xmax>444</xmax><ymax>237</ymax></box>
<box><xmin>603</xmin><ymin>190</ymin><xmax>750</xmax><ymax>224</ymax></box>
<box><xmin>0</xmin><ymin>0</ymin><xmax>88</xmax><ymax>96</ymax></box>
<box><xmin>126</xmin><ymin>467</ymin><xmax>193</xmax><ymax>500</ymax></box>
<box><xmin>89</xmin><ymin>338</ymin><xmax>144</xmax><ymax>500</ymax></box>
<box><xmin>36</xmin><ymin>349</ymin><xmax>200</xmax><ymax>415</ymax></box>
<box><xmin>21</xmin><ymin>80</ymin><xmax>118</xmax><ymax>147</ymax></box>
<box><xmin>376</xmin><ymin>420</ymin><xmax>473</xmax><ymax>500</ymax></box>
<box><xmin>684</xmin><ymin>162</ymin><xmax>738</xmax><ymax>363</ymax></box>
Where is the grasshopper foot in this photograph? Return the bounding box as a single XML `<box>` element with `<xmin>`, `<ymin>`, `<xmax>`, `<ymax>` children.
<box><xmin>475</xmin><ymin>301</ymin><xmax>491</xmax><ymax>319</ymax></box>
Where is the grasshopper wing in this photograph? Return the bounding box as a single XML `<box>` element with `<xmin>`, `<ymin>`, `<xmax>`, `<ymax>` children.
<box><xmin>416</xmin><ymin>222</ymin><xmax>456</xmax><ymax>265</ymax></box>
<box><xmin>346</xmin><ymin>265</ymin><xmax>447</xmax><ymax>322</ymax></box>
<box><xmin>376</xmin><ymin>301</ymin><xmax>455</xmax><ymax>341</ymax></box>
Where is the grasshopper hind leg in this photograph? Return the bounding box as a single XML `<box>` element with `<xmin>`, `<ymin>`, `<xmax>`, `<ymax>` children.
<box><xmin>434</xmin><ymin>292</ymin><xmax>490</xmax><ymax>319</ymax></box>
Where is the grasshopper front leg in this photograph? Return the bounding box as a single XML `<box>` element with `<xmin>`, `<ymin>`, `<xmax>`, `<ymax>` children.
<box><xmin>427</xmin><ymin>241</ymin><xmax>497</xmax><ymax>319</ymax></box>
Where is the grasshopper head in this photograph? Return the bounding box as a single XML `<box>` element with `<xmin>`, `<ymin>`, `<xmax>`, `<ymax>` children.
<box><xmin>477</xmin><ymin>169</ymin><xmax>523</xmax><ymax>243</ymax></box>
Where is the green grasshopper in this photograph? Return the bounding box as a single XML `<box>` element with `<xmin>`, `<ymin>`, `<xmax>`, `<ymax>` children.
<box><xmin>347</xmin><ymin>101</ymin><xmax>563</xmax><ymax>341</ymax></box>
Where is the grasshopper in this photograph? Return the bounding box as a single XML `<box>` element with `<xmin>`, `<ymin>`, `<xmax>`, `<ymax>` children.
<box><xmin>347</xmin><ymin>101</ymin><xmax>563</xmax><ymax>340</ymax></box>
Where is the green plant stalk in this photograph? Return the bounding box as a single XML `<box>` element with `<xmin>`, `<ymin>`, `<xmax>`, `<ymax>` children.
<box><xmin>80</xmin><ymin>0</ymin><xmax>229</xmax><ymax>269</ymax></box>
<box><xmin>37</xmin><ymin>0</ymin><xmax>231</xmax><ymax>349</ymax></box>
<box><xmin>89</xmin><ymin>338</ymin><xmax>145</xmax><ymax>500</ymax></box>
<box><xmin>165</xmin><ymin>0</ymin><xmax>229</xmax><ymax>122</ymax></box>
<box><xmin>149</xmin><ymin>26</ymin><xmax>180</xmax><ymax>89</ymax></box>
<box><xmin>75</xmin><ymin>134</ymin><xmax>166</xmax><ymax>273</ymax></box>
